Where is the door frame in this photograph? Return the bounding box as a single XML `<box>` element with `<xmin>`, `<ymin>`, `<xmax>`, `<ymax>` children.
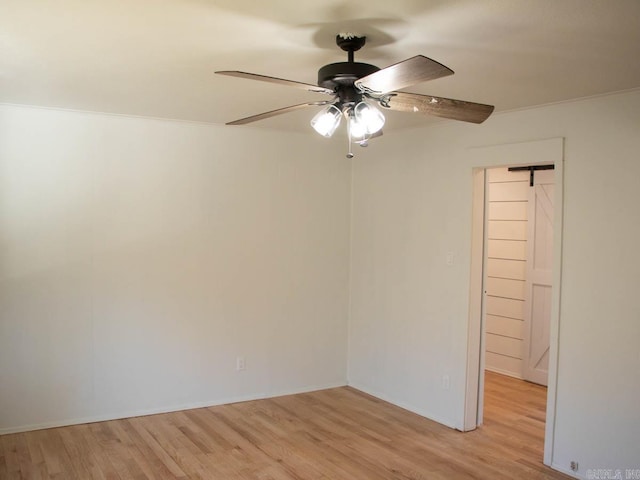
<box><xmin>463</xmin><ymin>138</ymin><xmax>564</xmax><ymax>467</ymax></box>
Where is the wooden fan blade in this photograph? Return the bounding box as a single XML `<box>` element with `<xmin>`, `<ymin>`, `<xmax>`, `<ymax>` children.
<box><xmin>226</xmin><ymin>101</ymin><xmax>332</xmax><ymax>125</ymax></box>
<box><xmin>380</xmin><ymin>92</ymin><xmax>494</xmax><ymax>124</ymax></box>
<box><xmin>216</xmin><ymin>71</ymin><xmax>334</xmax><ymax>95</ymax></box>
<box><xmin>355</xmin><ymin>56</ymin><xmax>454</xmax><ymax>94</ymax></box>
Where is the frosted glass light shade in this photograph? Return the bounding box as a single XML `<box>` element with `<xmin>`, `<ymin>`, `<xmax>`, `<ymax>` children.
<box><xmin>311</xmin><ymin>104</ymin><xmax>342</xmax><ymax>137</ymax></box>
<box><xmin>354</xmin><ymin>101</ymin><xmax>385</xmax><ymax>134</ymax></box>
<box><xmin>348</xmin><ymin>115</ymin><xmax>368</xmax><ymax>142</ymax></box>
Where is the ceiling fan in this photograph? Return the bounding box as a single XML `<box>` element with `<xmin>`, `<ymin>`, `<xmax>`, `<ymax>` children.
<box><xmin>216</xmin><ymin>34</ymin><xmax>494</xmax><ymax>158</ymax></box>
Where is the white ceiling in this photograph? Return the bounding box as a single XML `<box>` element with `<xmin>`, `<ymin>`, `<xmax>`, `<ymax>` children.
<box><xmin>2</xmin><ymin>0</ymin><xmax>640</xmax><ymax>133</ymax></box>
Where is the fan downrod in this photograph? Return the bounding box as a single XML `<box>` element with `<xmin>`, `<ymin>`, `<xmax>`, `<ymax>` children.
<box><xmin>336</xmin><ymin>34</ymin><xmax>367</xmax><ymax>62</ymax></box>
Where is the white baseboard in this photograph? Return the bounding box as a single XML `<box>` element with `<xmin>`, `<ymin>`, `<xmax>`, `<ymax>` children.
<box><xmin>550</xmin><ymin>462</ymin><xmax>582</xmax><ymax>479</ymax></box>
<box><xmin>0</xmin><ymin>381</ymin><xmax>347</xmax><ymax>435</ymax></box>
<box><xmin>484</xmin><ymin>366</ymin><xmax>524</xmax><ymax>380</ymax></box>
<box><xmin>1</xmin><ymin>379</ymin><xmax>584</xmax><ymax>480</ymax></box>
<box><xmin>347</xmin><ymin>381</ymin><xmax>457</xmax><ymax>430</ymax></box>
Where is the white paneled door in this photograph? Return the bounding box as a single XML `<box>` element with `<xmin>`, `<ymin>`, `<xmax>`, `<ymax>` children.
<box><xmin>523</xmin><ymin>169</ymin><xmax>554</xmax><ymax>386</ymax></box>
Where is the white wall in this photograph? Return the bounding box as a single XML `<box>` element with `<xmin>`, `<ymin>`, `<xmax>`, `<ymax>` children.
<box><xmin>2</xmin><ymin>89</ymin><xmax>639</xmax><ymax>477</ymax></box>
<box><xmin>484</xmin><ymin>167</ymin><xmax>529</xmax><ymax>378</ymax></box>
<box><xmin>348</xmin><ymin>89</ymin><xmax>640</xmax><ymax>476</ymax></box>
<box><xmin>0</xmin><ymin>104</ymin><xmax>351</xmax><ymax>433</ymax></box>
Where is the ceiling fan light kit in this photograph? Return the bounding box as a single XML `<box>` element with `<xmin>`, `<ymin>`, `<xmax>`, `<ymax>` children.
<box><xmin>311</xmin><ymin>104</ymin><xmax>342</xmax><ymax>137</ymax></box>
<box><xmin>216</xmin><ymin>34</ymin><xmax>494</xmax><ymax>158</ymax></box>
<box><xmin>354</xmin><ymin>101</ymin><xmax>385</xmax><ymax>134</ymax></box>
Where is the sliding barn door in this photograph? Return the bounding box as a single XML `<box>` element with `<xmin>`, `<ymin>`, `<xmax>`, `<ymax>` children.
<box><xmin>523</xmin><ymin>169</ymin><xmax>554</xmax><ymax>386</ymax></box>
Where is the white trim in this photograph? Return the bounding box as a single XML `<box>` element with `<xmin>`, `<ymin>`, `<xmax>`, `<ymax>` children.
<box><xmin>0</xmin><ymin>102</ymin><xmax>310</xmax><ymax>136</ymax></box>
<box><xmin>464</xmin><ymin>168</ymin><xmax>486</xmax><ymax>431</ymax></box>
<box><xmin>490</xmin><ymin>85</ymin><xmax>640</xmax><ymax>118</ymax></box>
<box><xmin>464</xmin><ymin>137</ymin><xmax>564</xmax><ymax>470</ymax></box>
<box><xmin>468</xmin><ymin>137</ymin><xmax>564</xmax><ymax>168</ymax></box>
<box><xmin>550</xmin><ymin>463</ymin><xmax>582</xmax><ymax>479</ymax></box>
<box><xmin>348</xmin><ymin>382</ymin><xmax>456</xmax><ymax>430</ymax></box>
<box><xmin>4</xmin><ymin>87</ymin><xmax>640</xmax><ymax>135</ymax></box>
<box><xmin>545</xmin><ymin>140</ymin><xmax>565</xmax><ymax>466</ymax></box>
<box><xmin>0</xmin><ymin>382</ymin><xmax>346</xmax><ymax>435</ymax></box>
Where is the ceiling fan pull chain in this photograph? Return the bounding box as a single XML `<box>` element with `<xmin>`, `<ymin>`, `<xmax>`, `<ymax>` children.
<box><xmin>346</xmin><ymin>114</ymin><xmax>354</xmax><ymax>159</ymax></box>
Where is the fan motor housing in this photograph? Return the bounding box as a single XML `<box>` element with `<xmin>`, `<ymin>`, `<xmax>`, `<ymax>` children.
<box><xmin>317</xmin><ymin>62</ymin><xmax>380</xmax><ymax>89</ymax></box>
<box><xmin>318</xmin><ymin>62</ymin><xmax>380</xmax><ymax>103</ymax></box>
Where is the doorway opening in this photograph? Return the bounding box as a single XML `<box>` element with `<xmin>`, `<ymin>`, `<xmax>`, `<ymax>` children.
<box><xmin>463</xmin><ymin>138</ymin><xmax>564</xmax><ymax>468</ymax></box>
<box><xmin>482</xmin><ymin>165</ymin><xmax>555</xmax><ymax>464</ymax></box>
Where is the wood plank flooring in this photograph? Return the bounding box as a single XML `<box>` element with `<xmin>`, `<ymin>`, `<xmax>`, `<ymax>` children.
<box><xmin>1</xmin><ymin>371</ymin><xmax>571</xmax><ymax>479</ymax></box>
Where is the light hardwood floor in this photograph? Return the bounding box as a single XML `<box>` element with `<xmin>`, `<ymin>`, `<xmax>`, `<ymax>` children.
<box><xmin>1</xmin><ymin>371</ymin><xmax>570</xmax><ymax>479</ymax></box>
